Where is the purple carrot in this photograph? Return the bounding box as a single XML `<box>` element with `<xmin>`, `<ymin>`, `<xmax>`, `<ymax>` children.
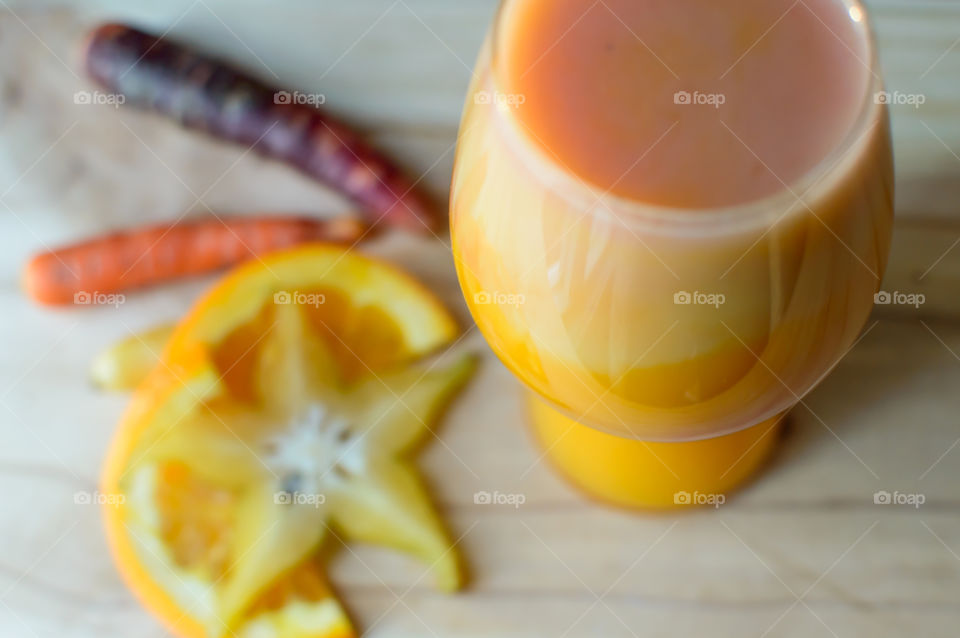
<box><xmin>84</xmin><ymin>23</ymin><xmax>439</xmax><ymax>234</ymax></box>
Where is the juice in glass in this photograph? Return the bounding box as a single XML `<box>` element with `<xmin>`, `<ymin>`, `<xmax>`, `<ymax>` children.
<box><xmin>451</xmin><ymin>0</ymin><xmax>893</xmax><ymax>507</ymax></box>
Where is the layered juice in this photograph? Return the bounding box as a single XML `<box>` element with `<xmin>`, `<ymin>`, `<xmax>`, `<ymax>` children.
<box><xmin>451</xmin><ymin>0</ymin><xmax>893</xmax><ymax>441</ymax></box>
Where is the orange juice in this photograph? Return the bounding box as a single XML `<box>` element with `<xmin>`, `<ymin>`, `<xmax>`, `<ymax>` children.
<box><xmin>527</xmin><ymin>393</ymin><xmax>783</xmax><ymax>509</ymax></box>
<box><xmin>450</xmin><ymin>0</ymin><xmax>893</xmax><ymax>505</ymax></box>
<box><xmin>500</xmin><ymin>0</ymin><xmax>872</xmax><ymax>209</ymax></box>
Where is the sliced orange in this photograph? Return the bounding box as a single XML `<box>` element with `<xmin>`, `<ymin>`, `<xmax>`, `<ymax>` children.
<box><xmin>101</xmin><ymin>245</ymin><xmax>475</xmax><ymax>638</ymax></box>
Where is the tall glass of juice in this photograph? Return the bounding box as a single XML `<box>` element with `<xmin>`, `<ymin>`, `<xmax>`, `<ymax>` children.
<box><xmin>450</xmin><ymin>0</ymin><xmax>893</xmax><ymax>508</ymax></box>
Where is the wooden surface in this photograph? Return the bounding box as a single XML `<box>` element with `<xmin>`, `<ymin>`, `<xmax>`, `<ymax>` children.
<box><xmin>1</xmin><ymin>1</ymin><xmax>960</xmax><ymax>637</ymax></box>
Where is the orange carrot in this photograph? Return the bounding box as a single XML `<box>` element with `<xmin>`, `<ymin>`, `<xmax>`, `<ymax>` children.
<box><xmin>23</xmin><ymin>215</ymin><xmax>365</xmax><ymax>305</ymax></box>
<box><xmin>84</xmin><ymin>23</ymin><xmax>440</xmax><ymax>234</ymax></box>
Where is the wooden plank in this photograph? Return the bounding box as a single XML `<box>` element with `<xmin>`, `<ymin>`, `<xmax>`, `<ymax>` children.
<box><xmin>0</xmin><ymin>4</ymin><xmax>959</xmax><ymax>285</ymax></box>
<box><xmin>0</xmin><ymin>3</ymin><xmax>959</xmax><ymax>638</ymax></box>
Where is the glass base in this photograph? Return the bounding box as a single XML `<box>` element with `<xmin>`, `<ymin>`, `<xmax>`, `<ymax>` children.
<box><xmin>527</xmin><ymin>393</ymin><xmax>784</xmax><ymax>509</ymax></box>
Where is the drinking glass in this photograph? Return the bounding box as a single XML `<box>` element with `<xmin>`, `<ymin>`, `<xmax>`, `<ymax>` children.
<box><xmin>450</xmin><ymin>0</ymin><xmax>893</xmax><ymax>507</ymax></box>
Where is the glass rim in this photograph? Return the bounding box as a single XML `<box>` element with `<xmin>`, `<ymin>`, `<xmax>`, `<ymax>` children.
<box><xmin>487</xmin><ymin>0</ymin><xmax>885</xmax><ymax>235</ymax></box>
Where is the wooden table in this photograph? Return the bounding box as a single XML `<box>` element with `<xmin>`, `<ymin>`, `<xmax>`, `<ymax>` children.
<box><xmin>1</xmin><ymin>1</ymin><xmax>959</xmax><ymax>636</ymax></box>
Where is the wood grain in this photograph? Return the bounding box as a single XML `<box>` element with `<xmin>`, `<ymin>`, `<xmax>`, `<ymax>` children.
<box><xmin>0</xmin><ymin>2</ymin><xmax>958</xmax><ymax>637</ymax></box>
